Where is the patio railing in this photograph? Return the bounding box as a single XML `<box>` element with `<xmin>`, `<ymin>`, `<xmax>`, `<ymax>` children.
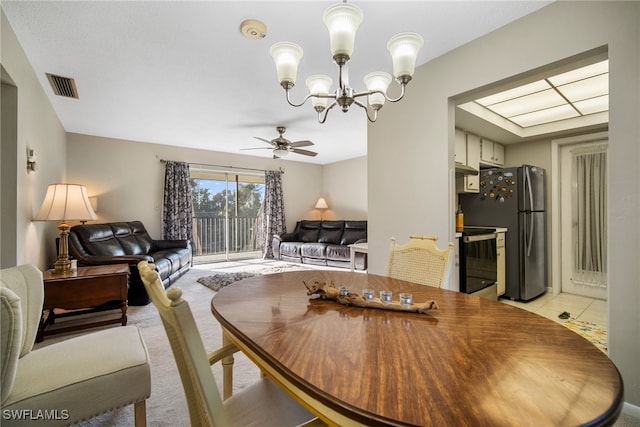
<box><xmin>192</xmin><ymin>215</ymin><xmax>263</xmax><ymax>257</ymax></box>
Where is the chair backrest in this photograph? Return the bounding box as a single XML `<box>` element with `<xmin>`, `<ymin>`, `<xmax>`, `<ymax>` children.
<box><xmin>387</xmin><ymin>235</ymin><xmax>454</xmax><ymax>288</ymax></box>
<box><xmin>138</xmin><ymin>261</ymin><xmax>227</xmax><ymax>427</ymax></box>
<box><xmin>0</xmin><ymin>264</ymin><xmax>44</xmax><ymax>404</ymax></box>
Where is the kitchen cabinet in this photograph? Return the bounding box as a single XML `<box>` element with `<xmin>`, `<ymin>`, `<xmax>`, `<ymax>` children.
<box><xmin>454</xmin><ymin>129</ymin><xmax>466</xmax><ymax>165</ymax></box>
<box><xmin>456</xmin><ymin>132</ymin><xmax>480</xmax><ymax>193</ymax></box>
<box><xmin>480</xmin><ymin>138</ymin><xmax>505</xmax><ymax>166</ymax></box>
<box><xmin>496</xmin><ymin>231</ymin><xmax>506</xmax><ymax>296</ymax></box>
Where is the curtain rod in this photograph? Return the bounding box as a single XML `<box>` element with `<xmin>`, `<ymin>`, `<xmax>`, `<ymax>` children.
<box><xmin>159</xmin><ymin>159</ymin><xmax>284</xmax><ymax>174</ymax></box>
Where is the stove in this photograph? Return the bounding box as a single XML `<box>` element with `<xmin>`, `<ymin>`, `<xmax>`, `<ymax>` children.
<box><xmin>459</xmin><ymin>228</ymin><xmax>498</xmax><ymax>298</ymax></box>
<box><xmin>462</xmin><ymin>227</ymin><xmax>496</xmax><ymax>236</ymax></box>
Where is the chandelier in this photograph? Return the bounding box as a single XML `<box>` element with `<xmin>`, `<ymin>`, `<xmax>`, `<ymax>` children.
<box><xmin>270</xmin><ymin>2</ymin><xmax>423</xmax><ymax>123</ymax></box>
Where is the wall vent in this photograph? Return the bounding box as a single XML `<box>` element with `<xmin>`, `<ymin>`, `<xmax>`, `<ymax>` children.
<box><xmin>46</xmin><ymin>73</ymin><xmax>79</xmax><ymax>99</ymax></box>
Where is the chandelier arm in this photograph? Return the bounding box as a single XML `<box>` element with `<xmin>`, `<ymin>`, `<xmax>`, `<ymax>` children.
<box><xmin>285</xmin><ymin>89</ymin><xmax>336</xmax><ymax>108</ymax></box>
<box><xmin>318</xmin><ymin>101</ymin><xmax>339</xmax><ymax>124</ymax></box>
<box><xmin>353</xmin><ymin>82</ymin><xmax>408</xmax><ymax>103</ymax></box>
<box><xmin>384</xmin><ymin>82</ymin><xmax>408</xmax><ymax>103</ymax></box>
<box><xmin>284</xmin><ymin>88</ymin><xmax>314</xmax><ymax>108</ymax></box>
<box><xmin>353</xmin><ymin>99</ymin><xmax>379</xmax><ymax>123</ymax></box>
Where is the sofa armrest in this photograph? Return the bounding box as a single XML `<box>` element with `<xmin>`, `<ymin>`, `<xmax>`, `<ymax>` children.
<box><xmin>151</xmin><ymin>239</ymin><xmax>191</xmax><ymax>251</ymax></box>
<box><xmin>276</xmin><ymin>232</ymin><xmax>298</xmax><ymax>242</ymax></box>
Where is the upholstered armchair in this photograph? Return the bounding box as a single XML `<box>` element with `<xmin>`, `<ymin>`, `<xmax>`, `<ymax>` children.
<box><xmin>1</xmin><ymin>264</ymin><xmax>151</xmax><ymax>426</ymax></box>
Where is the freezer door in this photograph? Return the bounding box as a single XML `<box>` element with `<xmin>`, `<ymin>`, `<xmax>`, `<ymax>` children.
<box><xmin>520</xmin><ymin>211</ymin><xmax>547</xmax><ymax>300</ymax></box>
<box><xmin>520</xmin><ymin>165</ymin><xmax>546</xmax><ymax>212</ymax></box>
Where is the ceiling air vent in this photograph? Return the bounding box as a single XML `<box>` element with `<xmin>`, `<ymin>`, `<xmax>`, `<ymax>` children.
<box><xmin>46</xmin><ymin>73</ymin><xmax>79</xmax><ymax>99</ymax></box>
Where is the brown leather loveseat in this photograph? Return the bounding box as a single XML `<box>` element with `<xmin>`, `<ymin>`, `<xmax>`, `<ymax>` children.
<box><xmin>69</xmin><ymin>221</ymin><xmax>192</xmax><ymax>305</ymax></box>
<box><xmin>273</xmin><ymin>220</ymin><xmax>367</xmax><ymax>270</ymax></box>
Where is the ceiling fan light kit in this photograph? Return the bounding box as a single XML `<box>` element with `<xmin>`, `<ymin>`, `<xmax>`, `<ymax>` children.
<box><xmin>270</xmin><ymin>1</ymin><xmax>423</xmax><ymax>123</ymax></box>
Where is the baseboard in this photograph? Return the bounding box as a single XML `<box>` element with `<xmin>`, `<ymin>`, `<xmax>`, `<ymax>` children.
<box><xmin>623</xmin><ymin>402</ymin><xmax>640</xmax><ymax>420</ymax></box>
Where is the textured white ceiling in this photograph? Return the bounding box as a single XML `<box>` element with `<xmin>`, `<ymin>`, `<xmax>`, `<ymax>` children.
<box><xmin>2</xmin><ymin>1</ymin><xmax>552</xmax><ymax>164</ymax></box>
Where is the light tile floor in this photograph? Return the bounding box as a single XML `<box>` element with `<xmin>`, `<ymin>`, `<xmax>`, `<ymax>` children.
<box><xmin>500</xmin><ymin>291</ymin><xmax>608</xmax><ymax>327</ymax></box>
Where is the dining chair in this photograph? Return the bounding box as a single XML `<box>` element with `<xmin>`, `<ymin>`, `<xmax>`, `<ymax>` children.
<box><xmin>387</xmin><ymin>235</ymin><xmax>455</xmax><ymax>288</ymax></box>
<box><xmin>137</xmin><ymin>261</ymin><xmax>323</xmax><ymax>427</ymax></box>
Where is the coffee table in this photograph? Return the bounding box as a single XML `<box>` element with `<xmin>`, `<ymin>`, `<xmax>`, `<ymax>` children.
<box><xmin>37</xmin><ymin>264</ymin><xmax>130</xmax><ymax>342</ymax></box>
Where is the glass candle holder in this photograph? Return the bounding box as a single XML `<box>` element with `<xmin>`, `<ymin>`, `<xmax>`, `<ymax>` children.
<box><xmin>399</xmin><ymin>293</ymin><xmax>413</xmax><ymax>307</ymax></box>
<box><xmin>379</xmin><ymin>290</ymin><xmax>392</xmax><ymax>304</ymax></box>
<box><xmin>362</xmin><ymin>289</ymin><xmax>375</xmax><ymax>300</ymax></box>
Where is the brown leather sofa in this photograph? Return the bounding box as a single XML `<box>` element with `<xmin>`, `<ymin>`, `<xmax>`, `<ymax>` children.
<box><xmin>69</xmin><ymin>221</ymin><xmax>192</xmax><ymax>305</ymax></box>
<box><xmin>273</xmin><ymin>220</ymin><xmax>367</xmax><ymax>270</ymax></box>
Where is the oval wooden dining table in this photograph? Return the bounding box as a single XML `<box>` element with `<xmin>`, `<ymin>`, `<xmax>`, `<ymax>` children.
<box><xmin>210</xmin><ymin>270</ymin><xmax>623</xmax><ymax>426</ymax></box>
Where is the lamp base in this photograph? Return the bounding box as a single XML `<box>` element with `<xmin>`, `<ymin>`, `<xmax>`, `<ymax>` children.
<box><xmin>53</xmin><ymin>222</ymin><xmax>73</xmax><ymax>276</ymax></box>
<box><xmin>53</xmin><ymin>259</ymin><xmax>73</xmax><ymax>276</ymax></box>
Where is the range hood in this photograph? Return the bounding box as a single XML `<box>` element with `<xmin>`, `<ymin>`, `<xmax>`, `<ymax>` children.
<box><xmin>455</xmin><ymin>162</ymin><xmax>479</xmax><ymax>176</ymax></box>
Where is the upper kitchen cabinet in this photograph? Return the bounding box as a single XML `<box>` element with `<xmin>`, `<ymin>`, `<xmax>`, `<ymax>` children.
<box><xmin>454</xmin><ymin>129</ymin><xmax>467</xmax><ymax>165</ymax></box>
<box><xmin>480</xmin><ymin>138</ymin><xmax>505</xmax><ymax>166</ymax></box>
<box><xmin>456</xmin><ymin>131</ymin><xmax>480</xmax><ymax>193</ymax></box>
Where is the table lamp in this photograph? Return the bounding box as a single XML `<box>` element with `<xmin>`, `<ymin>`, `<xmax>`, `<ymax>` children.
<box><xmin>315</xmin><ymin>197</ymin><xmax>328</xmax><ymax>220</ymax></box>
<box><xmin>34</xmin><ymin>184</ymin><xmax>97</xmax><ymax>275</ymax></box>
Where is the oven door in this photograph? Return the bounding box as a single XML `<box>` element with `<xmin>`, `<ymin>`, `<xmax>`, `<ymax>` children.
<box><xmin>460</xmin><ymin>233</ymin><xmax>497</xmax><ymax>294</ymax></box>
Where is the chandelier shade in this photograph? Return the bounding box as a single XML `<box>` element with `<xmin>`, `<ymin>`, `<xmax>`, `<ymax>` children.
<box><xmin>270</xmin><ymin>42</ymin><xmax>304</xmax><ymax>87</ymax></box>
<box><xmin>364</xmin><ymin>72</ymin><xmax>392</xmax><ymax>108</ymax></box>
<box><xmin>323</xmin><ymin>3</ymin><xmax>363</xmax><ymax>61</ymax></box>
<box><xmin>270</xmin><ymin>1</ymin><xmax>424</xmax><ymax>123</ymax></box>
<box><xmin>306</xmin><ymin>75</ymin><xmax>334</xmax><ymax>110</ymax></box>
<box><xmin>387</xmin><ymin>32</ymin><xmax>424</xmax><ymax>79</ymax></box>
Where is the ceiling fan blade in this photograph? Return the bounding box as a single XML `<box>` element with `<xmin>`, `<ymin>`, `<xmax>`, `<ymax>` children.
<box><xmin>291</xmin><ymin>148</ymin><xmax>318</xmax><ymax>157</ymax></box>
<box><xmin>253</xmin><ymin>137</ymin><xmax>274</xmax><ymax>145</ymax></box>
<box><xmin>289</xmin><ymin>140</ymin><xmax>314</xmax><ymax>148</ymax></box>
<box><xmin>241</xmin><ymin>147</ymin><xmax>273</xmax><ymax>151</ymax></box>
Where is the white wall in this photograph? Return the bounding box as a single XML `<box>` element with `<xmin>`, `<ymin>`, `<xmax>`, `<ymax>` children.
<box><xmin>368</xmin><ymin>1</ymin><xmax>639</xmax><ymax>407</ymax></box>
<box><xmin>321</xmin><ymin>156</ymin><xmax>367</xmax><ymax>221</ymax></box>
<box><xmin>66</xmin><ymin>133</ymin><xmax>323</xmax><ymax>238</ymax></box>
<box><xmin>1</xmin><ymin>10</ymin><xmax>67</xmax><ymax>271</ymax></box>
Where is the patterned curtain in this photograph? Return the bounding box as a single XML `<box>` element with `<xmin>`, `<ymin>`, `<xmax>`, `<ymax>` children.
<box><xmin>163</xmin><ymin>161</ymin><xmax>193</xmax><ymax>241</ymax></box>
<box><xmin>263</xmin><ymin>170</ymin><xmax>286</xmax><ymax>259</ymax></box>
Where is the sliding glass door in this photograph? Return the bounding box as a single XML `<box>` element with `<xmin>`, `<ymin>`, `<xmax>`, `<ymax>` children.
<box><xmin>190</xmin><ymin>170</ymin><xmax>265</xmax><ymax>263</ymax></box>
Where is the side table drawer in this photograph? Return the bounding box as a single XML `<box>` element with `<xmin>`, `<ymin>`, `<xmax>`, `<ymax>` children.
<box><xmin>44</xmin><ymin>274</ymin><xmax>128</xmax><ymax>310</ymax></box>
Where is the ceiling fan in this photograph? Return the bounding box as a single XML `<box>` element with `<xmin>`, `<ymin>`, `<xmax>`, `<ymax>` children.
<box><xmin>242</xmin><ymin>126</ymin><xmax>317</xmax><ymax>158</ymax></box>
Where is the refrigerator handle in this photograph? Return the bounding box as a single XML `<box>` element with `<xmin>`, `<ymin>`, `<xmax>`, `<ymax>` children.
<box><xmin>525</xmin><ymin>166</ymin><xmax>534</xmax><ymax>212</ymax></box>
<box><xmin>527</xmin><ymin>213</ymin><xmax>534</xmax><ymax>257</ymax></box>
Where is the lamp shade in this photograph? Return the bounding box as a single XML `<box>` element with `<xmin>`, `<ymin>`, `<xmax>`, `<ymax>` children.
<box><xmin>34</xmin><ymin>184</ymin><xmax>97</xmax><ymax>221</ymax></box>
<box><xmin>315</xmin><ymin>197</ymin><xmax>329</xmax><ymax>209</ymax></box>
<box><xmin>306</xmin><ymin>74</ymin><xmax>334</xmax><ymax>110</ymax></box>
<box><xmin>387</xmin><ymin>32</ymin><xmax>424</xmax><ymax>79</ymax></box>
<box><xmin>323</xmin><ymin>3</ymin><xmax>363</xmax><ymax>59</ymax></box>
<box><xmin>364</xmin><ymin>71</ymin><xmax>392</xmax><ymax>108</ymax></box>
<box><xmin>270</xmin><ymin>42</ymin><xmax>304</xmax><ymax>86</ymax></box>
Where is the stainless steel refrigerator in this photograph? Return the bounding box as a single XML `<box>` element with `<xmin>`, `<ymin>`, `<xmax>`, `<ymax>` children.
<box><xmin>460</xmin><ymin>165</ymin><xmax>547</xmax><ymax>301</ymax></box>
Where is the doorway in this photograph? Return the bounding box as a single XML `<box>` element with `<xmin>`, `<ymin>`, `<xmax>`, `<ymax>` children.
<box><xmin>559</xmin><ymin>138</ymin><xmax>608</xmax><ymax>300</ymax></box>
<box><xmin>190</xmin><ymin>170</ymin><xmax>265</xmax><ymax>262</ymax></box>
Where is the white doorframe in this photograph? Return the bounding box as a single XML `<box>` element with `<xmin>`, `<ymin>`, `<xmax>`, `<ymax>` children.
<box><xmin>550</xmin><ymin>131</ymin><xmax>608</xmax><ymax>296</ymax></box>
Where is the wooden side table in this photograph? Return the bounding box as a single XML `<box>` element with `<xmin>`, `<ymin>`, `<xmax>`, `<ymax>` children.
<box><xmin>37</xmin><ymin>264</ymin><xmax>130</xmax><ymax>342</ymax></box>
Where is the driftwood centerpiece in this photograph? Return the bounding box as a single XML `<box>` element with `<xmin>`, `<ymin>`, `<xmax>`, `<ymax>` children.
<box><xmin>303</xmin><ymin>281</ymin><xmax>439</xmax><ymax>314</ymax></box>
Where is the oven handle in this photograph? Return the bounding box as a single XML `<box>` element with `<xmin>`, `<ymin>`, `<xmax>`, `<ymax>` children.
<box><xmin>463</xmin><ymin>233</ymin><xmax>497</xmax><ymax>243</ymax></box>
